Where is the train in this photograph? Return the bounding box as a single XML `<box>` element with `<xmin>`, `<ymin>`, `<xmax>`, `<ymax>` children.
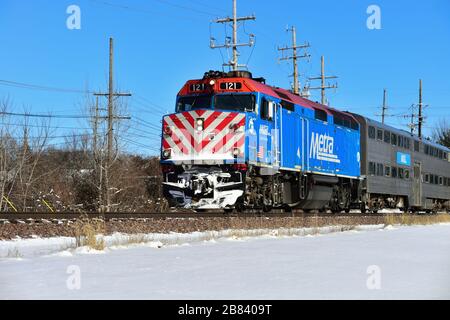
<box><xmin>160</xmin><ymin>70</ymin><xmax>450</xmax><ymax>213</ymax></box>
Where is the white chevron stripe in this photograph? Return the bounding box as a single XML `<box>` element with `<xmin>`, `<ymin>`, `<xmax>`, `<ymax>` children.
<box><xmin>221</xmin><ymin>131</ymin><xmax>245</xmax><ymax>154</ymax></box>
<box><xmin>164</xmin><ymin>111</ymin><xmax>246</xmax><ymax>158</ymax></box>
<box><xmin>202</xmin><ymin>113</ymin><xmax>245</xmax><ymax>153</ymax></box>
<box><xmin>164</xmin><ymin>116</ymin><xmax>194</xmax><ymax>154</ymax></box>
<box><xmin>163</xmin><ymin>135</ymin><xmax>182</xmax><ymax>155</ymax></box>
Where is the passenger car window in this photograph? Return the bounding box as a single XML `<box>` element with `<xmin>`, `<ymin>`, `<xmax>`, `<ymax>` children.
<box><xmin>392</xmin><ymin>167</ymin><xmax>398</xmax><ymax>178</ymax></box>
<box><xmin>384</xmin><ymin>130</ymin><xmax>391</xmax><ymax>143</ymax></box>
<box><xmin>376</xmin><ymin>163</ymin><xmax>384</xmax><ymax>176</ymax></box>
<box><xmin>369</xmin><ymin>162</ymin><xmax>376</xmax><ymax>175</ymax></box>
<box><xmin>391</xmin><ymin>133</ymin><xmax>397</xmax><ymax>146</ymax></box>
<box><xmin>368</xmin><ymin>126</ymin><xmax>375</xmax><ymax>139</ymax></box>
<box><xmin>377</xmin><ymin>129</ymin><xmax>383</xmax><ymax>141</ymax></box>
<box><xmin>385</xmin><ymin>166</ymin><xmax>391</xmax><ymax>177</ymax></box>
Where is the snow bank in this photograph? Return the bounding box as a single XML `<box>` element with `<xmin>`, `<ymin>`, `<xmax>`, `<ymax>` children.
<box><xmin>0</xmin><ymin>224</ymin><xmax>386</xmax><ymax>259</ymax></box>
<box><xmin>1</xmin><ymin>223</ymin><xmax>449</xmax><ymax>299</ymax></box>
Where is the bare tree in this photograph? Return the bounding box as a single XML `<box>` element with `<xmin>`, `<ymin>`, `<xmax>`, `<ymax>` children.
<box><xmin>433</xmin><ymin>120</ymin><xmax>450</xmax><ymax>148</ymax></box>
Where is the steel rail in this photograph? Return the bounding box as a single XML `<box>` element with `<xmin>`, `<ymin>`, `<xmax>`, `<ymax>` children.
<box><xmin>0</xmin><ymin>211</ymin><xmax>390</xmax><ymax>221</ymax></box>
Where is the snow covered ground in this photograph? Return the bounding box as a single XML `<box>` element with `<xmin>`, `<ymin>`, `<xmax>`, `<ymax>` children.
<box><xmin>0</xmin><ymin>223</ymin><xmax>449</xmax><ymax>299</ymax></box>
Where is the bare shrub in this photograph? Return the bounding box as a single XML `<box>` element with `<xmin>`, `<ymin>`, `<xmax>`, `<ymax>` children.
<box><xmin>73</xmin><ymin>217</ymin><xmax>105</xmax><ymax>250</ymax></box>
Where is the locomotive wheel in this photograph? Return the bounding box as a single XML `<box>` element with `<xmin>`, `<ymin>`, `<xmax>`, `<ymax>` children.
<box><xmin>360</xmin><ymin>203</ymin><xmax>367</xmax><ymax>214</ymax></box>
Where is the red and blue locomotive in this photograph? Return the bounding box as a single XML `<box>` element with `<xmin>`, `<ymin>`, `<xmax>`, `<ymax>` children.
<box><xmin>160</xmin><ymin>70</ymin><xmax>362</xmax><ymax>211</ymax></box>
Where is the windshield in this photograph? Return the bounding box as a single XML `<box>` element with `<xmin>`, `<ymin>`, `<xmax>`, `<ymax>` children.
<box><xmin>176</xmin><ymin>95</ymin><xmax>211</xmax><ymax>112</ymax></box>
<box><xmin>214</xmin><ymin>94</ymin><xmax>255</xmax><ymax>112</ymax></box>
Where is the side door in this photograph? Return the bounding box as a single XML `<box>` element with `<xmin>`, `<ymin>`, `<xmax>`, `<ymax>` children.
<box><xmin>258</xmin><ymin>98</ymin><xmax>278</xmax><ymax>166</ymax></box>
<box><xmin>272</xmin><ymin>101</ymin><xmax>281</xmax><ymax>167</ymax></box>
<box><xmin>413</xmin><ymin>162</ymin><xmax>422</xmax><ymax>206</ymax></box>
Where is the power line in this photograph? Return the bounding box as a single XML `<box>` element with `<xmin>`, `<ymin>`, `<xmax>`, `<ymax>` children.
<box><xmin>0</xmin><ymin>111</ymin><xmax>129</xmax><ymax>120</ymax></box>
<box><xmin>152</xmin><ymin>0</ymin><xmax>218</xmax><ymax>16</ymax></box>
<box><xmin>0</xmin><ymin>79</ymin><xmax>93</xmax><ymax>94</ymax></box>
<box><xmin>0</xmin><ymin>121</ymin><xmax>92</xmax><ymax>131</ymax></box>
<box><xmin>89</xmin><ymin>0</ymin><xmax>202</xmax><ymax>22</ymax></box>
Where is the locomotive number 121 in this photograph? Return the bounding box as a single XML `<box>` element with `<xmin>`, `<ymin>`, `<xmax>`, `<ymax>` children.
<box><xmin>189</xmin><ymin>83</ymin><xmax>206</xmax><ymax>92</ymax></box>
<box><xmin>220</xmin><ymin>82</ymin><xmax>242</xmax><ymax>90</ymax></box>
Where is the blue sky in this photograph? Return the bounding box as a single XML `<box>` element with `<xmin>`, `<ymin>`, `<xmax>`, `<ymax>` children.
<box><xmin>0</xmin><ymin>0</ymin><xmax>449</xmax><ymax>155</ymax></box>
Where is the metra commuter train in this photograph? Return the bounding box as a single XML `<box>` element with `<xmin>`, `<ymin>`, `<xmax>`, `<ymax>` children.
<box><xmin>160</xmin><ymin>70</ymin><xmax>450</xmax><ymax>212</ymax></box>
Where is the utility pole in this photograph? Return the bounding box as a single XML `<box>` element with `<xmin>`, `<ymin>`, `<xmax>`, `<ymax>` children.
<box><xmin>418</xmin><ymin>79</ymin><xmax>423</xmax><ymax>139</ymax></box>
<box><xmin>92</xmin><ymin>95</ymin><xmax>102</xmax><ymax>213</ymax></box>
<box><xmin>92</xmin><ymin>96</ymin><xmax>99</xmax><ymax>155</ymax></box>
<box><xmin>22</xmin><ymin>126</ymin><xmax>29</xmax><ymax>152</ymax></box>
<box><xmin>381</xmin><ymin>89</ymin><xmax>387</xmax><ymax>124</ymax></box>
<box><xmin>307</xmin><ymin>56</ymin><xmax>338</xmax><ymax>105</ymax></box>
<box><xmin>277</xmin><ymin>26</ymin><xmax>310</xmax><ymax>96</ymax></box>
<box><xmin>94</xmin><ymin>37</ymin><xmax>131</xmax><ymax>212</ymax></box>
<box><xmin>410</xmin><ymin>108</ymin><xmax>415</xmax><ymax>134</ymax></box>
<box><xmin>210</xmin><ymin>0</ymin><xmax>255</xmax><ymax>71</ymax></box>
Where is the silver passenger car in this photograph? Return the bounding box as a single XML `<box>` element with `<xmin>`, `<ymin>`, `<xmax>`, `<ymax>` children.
<box><xmin>352</xmin><ymin>114</ymin><xmax>450</xmax><ymax>212</ymax></box>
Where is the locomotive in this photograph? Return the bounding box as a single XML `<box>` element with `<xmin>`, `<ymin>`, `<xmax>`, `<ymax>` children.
<box><xmin>160</xmin><ymin>70</ymin><xmax>450</xmax><ymax>212</ymax></box>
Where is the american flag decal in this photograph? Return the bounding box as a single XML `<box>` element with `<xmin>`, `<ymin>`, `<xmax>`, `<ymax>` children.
<box><xmin>162</xmin><ymin>110</ymin><xmax>245</xmax><ymax>162</ymax></box>
<box><xmin>257</xmin><ymin>145</ymin><xmax>264</xmax><ymax>159</ymax></box>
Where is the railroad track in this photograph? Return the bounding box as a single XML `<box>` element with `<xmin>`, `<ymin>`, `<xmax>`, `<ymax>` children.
<box><xmin>0</xmin><ymin>210</ymin><xmax>432</xmax><ymax>223</ymax></box>
<box><xmin>0</xmin><ymin>211</ymin><xmax>391</xmax><ymax>221</ymax></box>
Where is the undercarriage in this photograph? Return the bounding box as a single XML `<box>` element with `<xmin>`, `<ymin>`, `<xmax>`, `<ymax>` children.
<box><xmin>162</xmin><ymin>164</ymin><xmax>361</xmax><ymax>211</ymax></box>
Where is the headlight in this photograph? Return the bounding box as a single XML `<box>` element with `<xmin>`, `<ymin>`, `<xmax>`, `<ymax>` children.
<box><xmin>196</xmin><ymin>118</ymin><xmax>204</xmax><ymax>131</ymax></box>
<box><xmin>209</xmin><ymin>79</ymin><xmax>216</xmax><ymax>86</ymax></box>
<box><xmin>162</xmin><ymin>149</ymin><xmax>171</xmax><ymax>159</ymax></box>
<box><xmin>232</xmin><ymin>148</ymin><xmax>241</xmax><ymax>157</ymax></box>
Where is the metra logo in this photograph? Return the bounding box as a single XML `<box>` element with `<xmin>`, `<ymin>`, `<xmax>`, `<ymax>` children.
<box><xmin>309</xmin><ymin>132</ymin><xmax>341</xmax><ymax>163</ymax></box>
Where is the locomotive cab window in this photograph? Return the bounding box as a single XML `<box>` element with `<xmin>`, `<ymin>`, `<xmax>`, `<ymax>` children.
<box><xmin>260</xmin><ymin>98</ymin><xmax>273</xmax><ymax>120</ymax></box>
<box><xmin>177</xmin><ymin>95</ymin><xmax>211</xmax><ymax>112</ymax></box>
<box><xmin>214</xmin><ymin>94</ymin><xmax>255</xmax><ymax>112</ymax></box>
